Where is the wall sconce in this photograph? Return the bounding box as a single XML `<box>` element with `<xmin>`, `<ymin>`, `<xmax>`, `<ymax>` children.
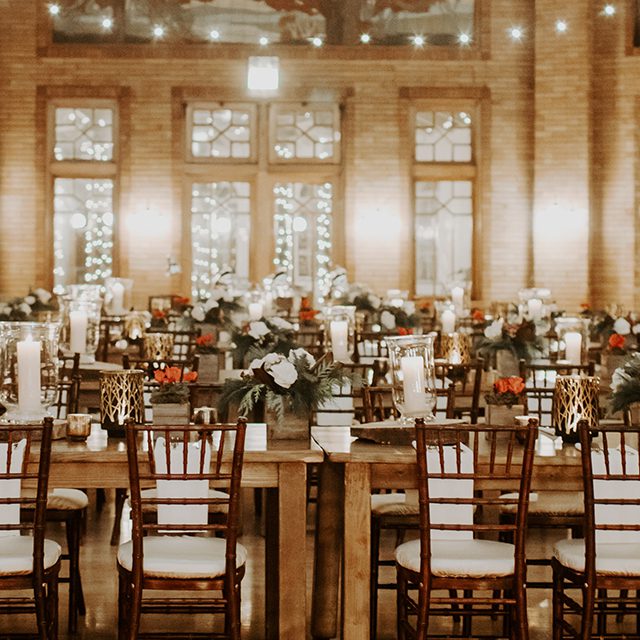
<box><xmin>247</xmin><ymin>56</ymin><xmax>280</xmax><ymax>92</ymax></box>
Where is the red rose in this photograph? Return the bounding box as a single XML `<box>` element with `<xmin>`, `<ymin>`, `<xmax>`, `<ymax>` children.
<box><xmin>608</xmin><ymin>333</ymin><xmax>625</xmax><ymax>351</ymax></box>
<box><xmin>472</xmin><ymin>309</ymin><xmax>485</xmax><ymax>322</ymax></box>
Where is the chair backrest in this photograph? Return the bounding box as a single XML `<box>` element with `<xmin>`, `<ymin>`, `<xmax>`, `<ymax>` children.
<box><xmin>519</xmin><ymin>360</ymin><xmax>595</xmax><ymax>389</ymax></box>
<box><xmin>434</xmin><ymin>360</ymin><xmax>483</xmax><ymax>423</ymax></box>
<box><xmin>355</xmin><ymin>332</ymin><xmax>389</xmax><ymax>363</ymax></box>
<box><xmin>362</xmin><ymin>385</ymin><xmax>454</xmax><ymax>423</ymax></box>
<box><xmin>125</xmin><ymin>419</ymin><xmax>247</xmax><ymax>577</ymax></box>
<box><xmin>413</xmin><ymin>418</ymin><xmax>537</xmax><ymax>577</ymax></box>
<box><xmin>54</xmin><ymin>353</ymin><xmax>80</xmax><ymax>419</ymax></box>
<box><xmin>578</xmin><ymin>420</ymin><xmax>640</xmax><ymax>572</ymax></box>
<box><xmin>0</xmin><ymin>419</ymin><xmax>53</xmax><ymax>584</ymax></box>
<box><xmin>524</xmin><ymin>386</ymin><xmax>554</xmax><ymax>427</ymax></box>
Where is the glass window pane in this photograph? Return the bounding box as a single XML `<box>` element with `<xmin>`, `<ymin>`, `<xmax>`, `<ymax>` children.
<box><xmin>414</xmin><ymin>110</ymin><xmax>472</xmax><ymax>164</ymax></box>
<box><xmin>53</xmin><ymin>178</ymin><xmax>114</xmax><ymax>292</ymax></box>
<box><xmin>189</xmin><ymin>105</ymin><xmax>254</xmax><ymax>160</ymax></box>
<box><xmin>415</xmin><ymin>180</ymin><xmax>472</xmax><ymax>296</ymax></box>
<box><xmin>273</xmin><ymin>182</ymin><xmax>332</xmax><ymax>300</ymax></box>
<box><xmin>191</xmin><ymin>181</ymin><xmax>251</xmax><ymax>300</ymax></box>
<box><xmin>271</xmin><ymin>104</ymin><xmax>340</xmax><ymax>162</ymax></box>
<box><xmin>54</xmin><ymin>107</ymin><xmax>115</xmax><ymax>161</ymax></box>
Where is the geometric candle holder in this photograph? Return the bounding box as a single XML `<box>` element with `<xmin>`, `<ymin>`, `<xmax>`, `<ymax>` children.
<box><xmin>100</xmin><ymin>369</ymin><xmax>145</xmax><ymax>437</ymax></box>
<box><xmin>552</xmin><ymin>375</ymin><xmax>600</xmax><ymax>444</ymax></box>
<box><xmin>439</xmin><ymin>331</ymin><xmax>471</xmax><ymax>365</ymax></box>
<box><xmin>143</xmin><ymin>332</ymin><xmax>174</xmax><ymax>361</ymax></box>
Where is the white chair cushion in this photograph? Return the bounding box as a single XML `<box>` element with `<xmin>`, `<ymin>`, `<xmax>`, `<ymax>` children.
<box><xmin>371</xmin><ymin>493</ymin><xmax>419</xmax><ymax>517</ymax></box>
<box><xmin>500</xmin><ymin>491</ymin><xmax>584</xmax><ymax>516</ymax></box>
<box><xmin>47</xmin><ymin>488</ymin><xmax>89</xmax><ymax>511</ymax></box>
<box><xmin>553</xmin><ymin>539</ymin><xmax>640</xmax><ymax>575</ymax></box>
<box><xmin>117</xmin><ymin>535</ymin><xmax>247</xmax><ymax>579</ymax></box>
<box><xmin>395</xmin><ymin>538</ymin><xmax>515</xmax><ymax>578</ymax></box>
<box><xmin>0</xmin><ymin>537</ymin><xmax>61</xmax><ymax>576</ymax></box>
<box><xmin>136</xmin><ymin>488</ymin><xmax>229</xmax><ymax>514</ymax></box>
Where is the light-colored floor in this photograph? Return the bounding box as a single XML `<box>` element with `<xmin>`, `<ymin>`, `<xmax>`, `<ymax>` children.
<box><xmin>3</xmin><ymin>491</ymin><xmax>633</xmax><ymax>639</ymax></box>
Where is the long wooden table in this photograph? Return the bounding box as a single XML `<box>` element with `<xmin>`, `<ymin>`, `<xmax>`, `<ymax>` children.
<box><xmin>46</xmin><ymin>424</ymin><xmax>323</xmax><ymax>639</ymax></box>
<box><xmin>310</xmin><ymin>426</ymin><xmax>585</xmax><ymax>640</ymax></box>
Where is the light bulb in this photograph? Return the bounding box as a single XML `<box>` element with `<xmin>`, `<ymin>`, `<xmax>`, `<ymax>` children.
<box><xmin>209</xmin><ymin>29</ymin><xmax>220</xmax><ymax>40</ymax></box>
<box><xmin>311</xmin><ymin>36</ymin><xmax>323</xmax><ymax>47</ymax></box>
<box><xmin>509</xmin><ymin>26</ymin><xmax>523</xmax><ymax>40</ymax></box>
<box><xmin>412</xmin><ymin>35</ymin><xmax>425</xmax><ymax>47</ymax></box>
<box><xmin>458</xmin><ymin>33</ymin><xmax>471</xmax><ymax>45</ymax></box>
<box><xmin>259</xmin><ymin>36</ymin><xmax>269</xmax><ymax>46</ymax></box>
<box><xmin>101</xmin><ymin>17</ymin><xmax>113</xmax><ymax>29</ymax></box>
<box><xmin>152</xmin><ymin>25</ymin><xmax>165</xmax><ymax>38</ymax></box>
<box><xmin>360</xmin><ymin>33</ymin><xmax>371</xmax><ymax>44</ymax></box>
<box><xmin>555</xmin><ymin>19</ymin><xmax>568</xmax><ymax>33</ymax></box>
<box><xmin>48</xmin><ymin>3</ymin><xmax>60</xmax><ymax>16</ymax></box>
<box><xmin>603</xmin><ymin>4</ymin><xmax>616</xmax><ymax>16</ymax></box>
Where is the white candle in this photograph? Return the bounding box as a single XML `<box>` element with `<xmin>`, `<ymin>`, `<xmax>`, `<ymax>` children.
<box><xmin>441</xmin><ymin>309</ymin><xmax>456</xmax><ymax>335</ymax></box>
<box><xmin>527</xmin><ymin>297</ymin><xmax>542</xmax><ymax>322</ymax></box>
<box><xmin>401</xmin><ymin>355</ymin><xmax>428</xmax><ymax>415</ymax></box>
<box><xmin>17</xmin><ymin>335</ymin><xmax>42</xmax><ymax>414</ymax></box>
<box><xmin>110</xmin><ymin>281</ymin><xmax>125</xmax><ymax>315</ymax></box>
<box><xmin>248</xmin><ymin>302</ymin><xmax>263</xmax><ymax>321</ymax></box>
<box><xmin>330</xmin><ymin>320</ymin><xmax>350</xmax><ymax>362</ymax></box>
<box><xmin>69</xmin><ymin>310</ymin><xmax>88</xmax><ymax>354</ymax></box>
<box><xmin>449</xmin><ymin>348</ymin><xmax>462</xmax><ymax>365</ymax></box>
<box><xmin>564</xmin><ymin>331</ymin><xmax>582</xmax><ymax>365</ymax></box>
<box><xmin>451</xmin><ymin>286</ymin><xmax>464</xmax><ymax>315</ymax></box>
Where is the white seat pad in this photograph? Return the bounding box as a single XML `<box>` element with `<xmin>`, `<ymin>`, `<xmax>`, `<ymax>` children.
<box><xmin>554</xmin><ymin>539</ymin><xmax>640</xmax><ymax>575</ymax></box>
<box><xmin>117</xmin><ymin>536</ymin><xmax>247</xmax><ymax>579</ymax></box>
<box><xmin>47</xmin><ymin>488</ymin><xmax>89</xmax><ymax>511</ymax></box>
<box><xmin>0</xmin><ymin>537</ymin><xmax>61</xmax><ymax>576</ymax></box>
<box><xmin>135</xmin><ymin>488</ymin><xmax>229</xmax><ymax>514</ymax></box>
<box><xmin>500</xmin><ymin>491</ymin><xmax>584</xmax><ymax>516</ymax></box>
<box><xmin>371</xmin><ymin>493</ymin><xmax>419</xmax><ymax>517</ymax></box>
<box><xmin>395</xmin><ymin>538</ymin><xmax>515</xmax><ymax>577</ymax></box>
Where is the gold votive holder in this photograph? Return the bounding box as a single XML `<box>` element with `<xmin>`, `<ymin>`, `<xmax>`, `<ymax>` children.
<box><xmin>439</xmin><ymin>331</ymin><xmax>471</xmax><ymax>364</ymax></box>
<box><xmin>143</xmin><ymin>332</ymin><xmax>174</xmax><ymax>360</ymax></box>
<box><xmin>66</xmin><ymin>414</ymin><xmax>92</xmax><ymax>441</ymax></box>
<box><xmin>100</xmin><ymin>369</ymin><xmax>145</xmax><ymax>438</ymax></box>
<box><xmin>552</xmin><ymin>375</ymin><xmax>600</xmax><ymax>444</ymax></box>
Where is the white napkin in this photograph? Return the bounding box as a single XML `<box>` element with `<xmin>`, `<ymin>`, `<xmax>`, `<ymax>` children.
<box><xmin>0</xmin><ymin>439</ymin><xmax>26</xmax><ymax>537</ymax></box>
<box><xmin>154</xmin><ymin>437</ymin><xmax>212</xmax><ymax>526</ymax></box>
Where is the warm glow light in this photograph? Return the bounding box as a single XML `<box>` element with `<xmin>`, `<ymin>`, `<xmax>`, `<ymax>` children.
<box><xmin>412</xmin><ymin>35</ymin><xmax>425</xmax><ymax>47</ymax></box>
<box><xmin>247</xmin><ymin>56</ymin><xmax>280</xmax><ymax>92</ymax></box>
<box><xmin>360</xmin><ymin>33</ymin><xmax>371</xmax><ymax>44</ymax></box>
<box><xmin>70</xmin><ymin>213</ymin><xmax>87</xmax><ymax>230</ymax></box>
<box><xmin>555</xmin><ymin>19</ymin><xmax>568</xmax><ymax>33</ymax></box>
<box><xmin>209</xmin><ymin>29</ymin><xmax>220</xmax><ymax>40</ymax></box>
<box><xmin>48</xmin><ymin>3</ymin><xmax>60</xmax><ymax>16</ymax></box>
<box><xmin>152</xmin><ymin>25</ymin><xmax>165</xmax><ymax>38</ymax></box>
<box><xmin>213</xmin><ymin>217</ymin><xmax>232</xmax><ymax>234</ymax></box>
<box><xmin>458</xmin><ymin>32</ymin><xmax>471</xmax><ymax>45</ymax></box>
<box><xmin>311</xmin><ymin>36</ymin><xmax>323</xmax><ymax>47</ymax></box>
<box><xmin>293</xmin><ymin>216</ymin><xmax>308</xmax><ymax>233</ymax></box>
<box><xmin>603</xmin><ymin>3</ymin><xmax>616</xmax><ymax>16</ymax></box>
<box><xmin>509</xmin><ymin>26</ymin><xmax>524</xmax><ymax>40</ymax></box>
<box><xmin>259</xmin><ymin>36</ymin><xmax>269</xmax><ymax>46</ymax></box>
<box><xmin>101</xmin><ymin>17</ymin><xmax>113</xmax><ymax>30</ymax></box>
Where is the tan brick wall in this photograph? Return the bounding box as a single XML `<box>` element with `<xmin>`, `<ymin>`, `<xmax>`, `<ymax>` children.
<box><xmin>1</xmin><ymin>0</ymin><xmax>634</xmax><ymax>311</ymax></box>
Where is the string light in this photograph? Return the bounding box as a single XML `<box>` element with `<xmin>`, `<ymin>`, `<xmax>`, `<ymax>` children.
<box><xmin>101</xmin><ymin>17</ymin><xmax>113</xmax><ymax>30</ymax></box>
<box><xmin>603</xmin><ymin>4</ymin><xmax>616</xmax><ymax>16</ymax></box>
<box><xmin>555</xmin><ymin>19</ymin><xmax>568</xmax><ymax>33</ymax></box>
<box><xmin>48</xmin><ymin>3</ymin><xmax>60</xmax><ymax>16</ymax></box>
<box><xmin>311</xmin><ymin>36</ymin><xmax>323</xmax><ymax>47</ymax></box>
<box><xmin>508</xmin><ymin>26</ymin><xmax>524</xmax><ymax>41</ymax></box>
<box><xmin>152</xmin><ymin>25</ymin><xmax>165</xmax><ymax>38</ymax></box>
<box><xmin>412</xmin><ymin>35</ymin><xmax>425</xmax><ymax>47</ymax></box>
<box><xmin>259</xmin><ymin>36</ymin><xmax>269</xmax><ymax>46</ymax></box>
<box><xmin>458</xmin><ymin>33</ymin><xmax>471</xmax><ymax>45</ymax></box>
<box><xmin>360</xmin><ymin>33</ymin><xmax>371</xmax><ymax>44</ymax></box>
<box><xmin>209</xmin><ymin>29</ymin><xmax>220</xmax><ymax>40</ymax></box>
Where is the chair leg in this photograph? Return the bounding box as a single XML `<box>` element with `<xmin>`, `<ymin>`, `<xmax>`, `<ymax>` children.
<box><xmin>117</xmin><ymin>572</ymin><xmax>129</xmax><ymax>640</ymax></box>
<box><xmin>48</xmin><ymin>573</ymin><xmax>59</xmax><ymax>640</ymax></box>
<box><xmin>127</xmin><ymin>575</ymin><xmax>142</xmax><ymax>640</ymax></box>
<box><xmin>111</xmin><ymin>488</ymin><xmax>127</xmax><ymax>546</ymax></box>
<box><xmin>396</xmin><ymin>567</ymin><xmax>408</xmax><ymax>640</ymax></box>
<box><xmin>515</xmin><ymin>582</ymin><xmax>529</xmax><ymax>640</ymax></box>
<box><xmin>596</xmin><ymin>588</ymin><xmax>607</xmax><ymax>636</ymax></box>
<box><xmin>617</xmin><ymin>588</ymin><xmax>628</xmax><ymax>623</ymax></box>
<box><xmin>65</xmin><ymin>510</ymin><xmax>86</xmax><ymax>633</ymax></box>
<box><xmin>370</xmin><ymin>516</ymin><xmax>381</xmax><ymax>640</ymax></box>
<box><xmin>552</xmin><ymin>566</ymin><xmax>563</xmax><ymax>640</ymax></box>
<box><xmin>462</xmin><ymin>589</ymin><xmax>472</xmax><ymax>636</ymax></box>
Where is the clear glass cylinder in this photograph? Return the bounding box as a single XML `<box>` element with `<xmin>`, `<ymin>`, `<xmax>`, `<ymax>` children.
<box><xmin>555</xmin><ymin>317</ymin><xmax>591</xmax><ymax>365</ymax></box>
<box><xmin>384</xmin><ymin>334</ymin><xmax>436</xmax><ymax>423</ymax></box>
<box><xmin>0</xmin><ymin>321</ymin><xmax>61</xmax><ymax>422</ymax></box>
<box><xmin>104</xmin><ymin>277</ymin><xmax>133</xmax><ymax>316</ymax></box>
<box><xmin>324</xmin><ymin>305</ymin><xmax>356</xmax><ymax>363</ymax></box>
<box><xmin>60</xmin><ymin>297</ymin><xmax>102</xmax><ymax>363</ymax></box>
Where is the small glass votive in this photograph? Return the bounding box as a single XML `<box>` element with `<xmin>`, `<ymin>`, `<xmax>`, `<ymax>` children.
<box><xmin>66</xmin><ymin>413</ymin><xmax>92</xmax><ymax>441</ymax></box>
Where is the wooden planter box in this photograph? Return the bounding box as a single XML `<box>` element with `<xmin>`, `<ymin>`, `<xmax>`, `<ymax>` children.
<box><xmin>197</xmin><ymin>353</ymin><xmax>219</xmax><ymax>383</ymax></box>
<box><xmin>152</xmin><ymin>403</ymin><xmax>190</xmax><ymax>425</ymax></box>
<box><xmin>266</xmin><ymin>409</ymin><xmax>310</xmax><ymax>441</ymax></box>
<box><xmin>486</xmin><ymin>404</ymin><xmax>526</xmax><ymax>426</ymax></box>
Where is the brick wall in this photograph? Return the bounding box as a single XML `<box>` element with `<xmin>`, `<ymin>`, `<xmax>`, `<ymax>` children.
<box><xmin>0</xmin><ymin>0</ymin><xmax>636</xmax><ymax>310</ymax></box>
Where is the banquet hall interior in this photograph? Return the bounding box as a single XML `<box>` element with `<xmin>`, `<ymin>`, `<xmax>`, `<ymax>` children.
<box><xmin>2</xmin><ymin>0</ymin><xmax>640</xmax><ymax>639</ymax></box>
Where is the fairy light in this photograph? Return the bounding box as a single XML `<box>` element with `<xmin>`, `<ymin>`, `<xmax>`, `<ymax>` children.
<box><xmin>458</xmin><ymin>32</ymin><xmax>471</xmax><ymax>45</ymax></box>
<box><xmin>152</xmin><ymin>25</ymin><xmax>165</xmax><ymax>39</ymax></box>
<box><xmin>48</xmin><ymin>3</ymin><xmax>60</xmax><ymax>16</ymax></box>
<box><xmin>508</xmin><ymin>26</ymin><xmax>524</xmax><ymax>40</ymax></box>
<box><xmin>259</xmin><ymin>36</ymin><xmax>269</xmax><ymax>46</ymax></box>
<box><xmin>209</xmin><ymin>29</ymin><xmax>220</xmax><ymax>40</ymax></box>
<box><xmin>412</xmin><ymin>35</ymin><xmax>425</xmax><ymax>47</ymax></box>
<box><xmin>101</xmin><ymin>17</ymin><xmax>113</xmax><ymax>30</ymax></box>
<box><xmin>311</xmin><ymin>36</ymin><xmax>323</xmax><ymax>47</ymax></box>
<box><xmin>555</xmin><ymin>19</ymin><xmax>568</xmax><ymax>33</ymax></box>
<box><xmin>603</xmin><ymin>4</ymin><xmax>616</xmax><ymax>16</ymax></box>
<box><xmin>360</xmin><ymin>33</ymin><xmax>371</xmax><ymax>44</ymax></box>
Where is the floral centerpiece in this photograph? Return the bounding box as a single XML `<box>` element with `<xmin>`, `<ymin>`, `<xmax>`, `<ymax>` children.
<box><xmin>150</xmin><ymin>366</ymin><xmax>198</xmax><ymax>404</ymax></box>
<box><xmin>187</xmin><ymin>289</ymin><xmax>245</xmax><ymax>328</ymax></box>
<box><xmin>195</xmin><ymin>333</ymin><xmax>219</xmax><ymax>383</ymax></box>
<box><xmin>484</xmin><ymin>376</ymin><xmax>526</xmax><ymax>426</ymax></box>
<box><xmin>231</xmin><ymin>317</ymin><xmax>297</xmax><ymax>368</ymax></box>
<box><xmin>299</xmin><ymin>297</ymin><xmax>320</xmax><ymax>325</ymax></box>
<box><xmin>377</xmin><ymin>301</ymin><xmax>421</xmax><ymax>332</ymax></box>
<box><xmin>609</xmin><ymin>353</ymin><xmax>640</xmax><ymax>415</ymax></box>
<box><xmin>218</xmin><ymin>349</ymin><xmax>350</xmax><ymax>439</ymax></box>
<box><xmin>0</xmin><ymin>288</ymin><xmax>56</xmax><ymax>321</ymax></box>
<box><xmin>477</xmin><ymin>318</ymin><xmax>541</xmax><ymax>373</ymax></box>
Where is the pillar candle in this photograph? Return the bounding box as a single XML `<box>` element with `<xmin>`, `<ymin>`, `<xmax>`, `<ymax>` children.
<box><xmin>527</xmin><ymin>298</ymin><xmax>542</xmax><ymax>322</ymax></box>
<box><xmin>564</xmin><ymin>331</ymin><xmax>582</xmax><ymax>365</ymax></box>
<box><xmin>401</xmin><ymin>355</ymin><xmax>427</xmax><ymax>415</ymax></box>
<box><xmin>111</xmin><ymin>281</ymin><xmax>125</xmax><ymax>315</ymax></box>
<box><xmin>330</xmin><ymin>320</ymin><xmax>350</xmax><ymax>362</ymax></box>
<box><xmin>69</xmin><ymin>310</ymin><xmax>88</xmax><ymax>354</ymax></box>
<box><xmin>451</xmin><ymin>286</ymin><xmax>464</xmax><ymax>315</ymax></box>
<box><xmin>248</xmin><ymin>302</ymin><xmax>263</xmax><ymax>321</ymax></box>
<box><xmin>441</xmin><ymin>309</ymin><xmax>456</xmax><ymax>334</ymax></box>
<box><xmin>17</xmin><ymin>335</ymin><xmax>41</xmax><ymax>414</ymax></box>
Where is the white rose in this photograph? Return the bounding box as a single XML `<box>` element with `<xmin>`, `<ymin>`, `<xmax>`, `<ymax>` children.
<box><xmin>248</xmin><ymin>321</ymin><xmax>270</xmax><ymax>340</ymax></box>
<box><xmin>262</xmin><ymin>352</ymin><xmax>283</xmax><ymax>366</ymax></box>
<box><xmin>484</xmin><ymin>319</ymin><xmax>504</xmax><ymax>340</ymax></box>
<box><xmin>614</xmin><ymin>317</ymin><xmax>631</xmax><ymax>335</ymax></box>
<box><xmin>403</xmin><ymin>301</ymin><xmax>416</xmax><ymax>316</ymax></box>
<box><xmin>633</xmin><ymin>323</ymin><xmax>640</xmax><ymax>335</ymax></box>
<box><xmin>223</xmin><ymin>293</ymin><xmax>234</xmax><ymax>302</ymax></box>
<box><xmin>33</xmin><ymin>288</ymin><xmax>52</xmax><ymax>304</ymax></box>
<box><xmin>249</xmin><ymin>357</ymin><xmax>265</xmax><ymax>370</ymax></box>
<box><xmin>369</xmin><ymin>294</ymin><xmax>381</xmax><ymax>309</ymax></box>
<box><xmin>191</xmin><ymin>305</ymin><xmax>205</xmax><ymax>322</ymax></box>
<box><xmin>204</xmin><ymin>297</ymin><xmax>219</xmax><ymax>312</ymax></box>
<box><xmin>24</xmin><ymin>295</ymin><xmax>36</xmax><ymax>305</ymax></box>
<box><xmin>380</xmin><ymin>310</ymin><xmax>396</xmax><ymax>330</ymax></box>
<box><xmin>0</xmin><ymin>305</ymin><xmax>10</xmax><ymax>316</ymax></box>
<box><xmin>210</xmin><ymin>288</ymin><xmax>225</xmax><ymax>301</ymax></box>
<box><xmin>611</xmin><ymin>367</ymin><xmax>631</xmax><ymax>392</ymax></box>
<box><xmin>19</xmin><ymin>302</ymin><xmax>31</xmax><ymax>315</ymax></box>
<box><xmin>288</xmin><ymin>348</ymin><xmax>316</xmax><ymax>368</ymax></box>
<box><xmin>268</xmin><ymin>359</ymin><xmax>298</xmax><ymax>389</ymax></box>
<box><xmin>270</xmin><ymin>316</ymin><xmax>293</xmax><ymax>331</ymax></box>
